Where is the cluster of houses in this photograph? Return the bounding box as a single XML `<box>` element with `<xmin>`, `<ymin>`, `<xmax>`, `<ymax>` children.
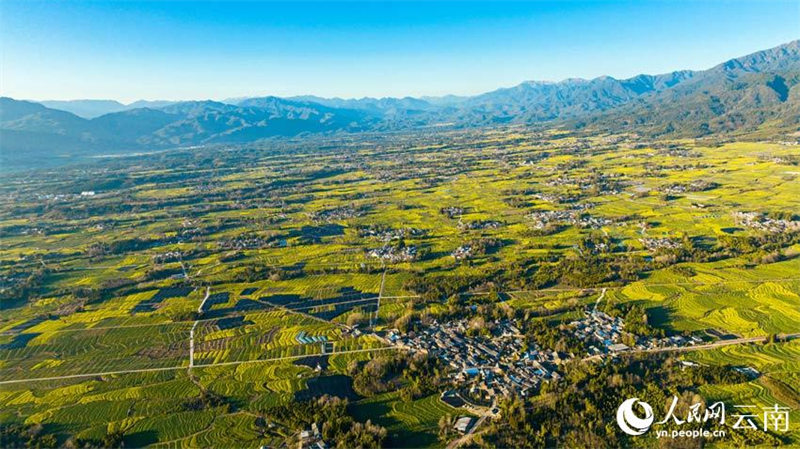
<box><xmin>758</xmin><ymin>152</ymin><xmax>800</xmax><ymax>163</ymax></box>
<box><xmin>218</xmin><ymin>234</ymin><xmax>286</xmax><ymax>250</ymax></box>
<box><xmin>297</xmin><ymin>423</ymin><xmax>328</xmax><ymax>449</ymax></box>
<box><xmin>308</xmin><ymin>206</ymin><xmax>365</xmax><ymax>223</ymax></box>
<box><xmin>526</xmin><ymin>210</ymin><xmax>612</xmax><ymax>230</ymax></box>
<box><xmin>152</xmin><ymin>251</ymin><xmax>183</xmax><ymax>264</ymax></box>
<box><xmin>451</xmin><ymin>244</ymin><xmax>475</xmax><ymax>260</ymax></box>
<box><xmin>639</xmin><ymin>237</ymin><xmax>682</xmax><ymax>251</ymax></box>
<box><xmin>17</xmin><ymin>226</ymin><xmax>45</xmax><ymax>236</ymax></box>
<box><xmin>659</xmin><ymin>148</ymin><xmax>699</xmax><ymax>158</ymax></box>
<box><xmin>193</xmin><ymin>182</ymin><xmax>220</xmax><ymax>192</ymax></box>
<box><xmin>450</xmin><ymin>238</ymin><xmax>501</xmax><ymax>261</ymax></box>
<box><xmin>379</xmin><ymin>309</ymin><xmax>705</xmax><ymax>416</ymax></box>
<box><xmin>643</xmin><ymin>334</ymin><xmax>702</xmax><ymax>351</ymax></box>
<box><xmin>576</xmin><ymin>240</ymin><xmax>612</xmax><ymax>256</ymax></box>
<box><xmin>546</xmin><ymin>174</ymin><xmax>623</xmax><ymax>195</ymax></box>
<box><xmin>457</xmin><ymin>219</ymin><xmax>502</xmax><ymax>231</ymax></box>
<box><xmin>389</xmin><ymin>319</ymin><xmax>570</xmax><ymax>402</ymax></box>
<box><xmin>34</xmin><ymin>191</ymin><xmax>97</xmax><ymax>202</ymax></box>
<box><xmin>367</xmin><ymin>244</ymin><xmax>417</xmax><ymax>262</ymax></box>
<box><xmin>661</xmin><ymin>180</ymin><xmax>718</xmax><ymax>195</ymax></box>
<box><xmin>733</xmin><ymin>211</ymin><xmax>800</xmax><ymax>234</ymax></box>
<box><xmin>532</xmin><ymin>192</ymin><xmax>579</xmax><ymax>204</ymax></box>
<box><xmin>440</xmin><ymin>206</ymin><xmax>465</xmax><ymax>219</ymax></box>
<box><xmin>570</xmin><ymin>309</ymin><xmax>700</xmax><ymax>354</ymax></box>
<box><xmin>569</xmin><ymin>310</ymin><xmax>630</xmax><ymax>354</ymax></box>
<box><xmin>519</xmin><ymin>157</ymin><xmax>548</xmax><ymax>167</ymax></box>
<box><xmin>358</xmin><ymin>226</ymin><xmax>422</xmax><ymax>242</ymax></box>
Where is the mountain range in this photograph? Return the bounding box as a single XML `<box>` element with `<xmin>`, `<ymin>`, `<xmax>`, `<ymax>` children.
<box><xmin>2</xmin><ymin>40</ymin><xmax>799</xmax><ymax>170</ymax></box>
<box><xmin>37</xmin><ymin>100</ymin><xmax>177</xmax><ymax>119</ymax></box>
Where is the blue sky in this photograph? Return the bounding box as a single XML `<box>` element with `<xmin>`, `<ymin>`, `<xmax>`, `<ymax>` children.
<box><xmin>1</xmin><ymin>1</ymin><xmax>798</xmax><ymax>103</ymax></box>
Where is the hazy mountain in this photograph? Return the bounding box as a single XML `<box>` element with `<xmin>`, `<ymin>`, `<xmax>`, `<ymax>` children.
<box><xmin>0</xmin><ymin>98</ymin><xmax>89</xmax><ymax>138</ymax></box>
<box><xmin>1</xmin><ymin>98</ymin><xmax>80</xmax><ymax>125</ymax></box>
<box><xmin>0</xmin><ymin>98</ymin><xmax>124</xmax><ymax>170</ymax></box>
<box><xmin>434</xmin><ymin>71</ymin><xmax>698</xmax><ymax>126</ymax></box>
<box><xmin>90</xmin><ymin>108</ymin><xmax>183</xmax><ymax>144</ymax></box>
<box><xmin>127</xmin><ymin>100</ymin><xmax>177</xmax><ymax>109</ymax></box>
<box><xmin>286</xmin><ymin>95</ymin><xmax>435</xmax><ymax>113</ymax></box>
<box><xmin>37</xmin><ymin>99</ymin><xmax>177</xmax><ymax>119</ymax></box>
<box><xmin>0</xmin><ymin>97</ymin><xmax>372</xmax><ymax>170</ymax></box>
<box><xmin>420</xmin><ymin>95</ymin><xmax>470</xmax><ymax>106</ymax></box>
<box><xmin>2</xmin><ymin>40</ymin><xmax>798</xmax><ymax>171</ymax></box>
<box><xmin>38</xmin><ymin>99</ymin><xmax>127</xmax><ymax>119</ymax></box>
<box><xmin>143</xmin><ymin>98</ymin><xmax>371</xmax><ymax>146</ymax></box>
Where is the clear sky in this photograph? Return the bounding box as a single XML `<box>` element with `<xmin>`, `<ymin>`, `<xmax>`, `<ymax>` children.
<box><xmin>1</xmin><ymin>1</ymin><xmax>798</xmax><ymax>103</ymax></box>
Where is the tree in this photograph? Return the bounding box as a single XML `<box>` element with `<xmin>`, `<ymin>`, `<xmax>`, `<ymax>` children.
<box><xmin>438</xmin><ymin>414</ymin><xmax>455</xmax><ymax>442</ymax></box>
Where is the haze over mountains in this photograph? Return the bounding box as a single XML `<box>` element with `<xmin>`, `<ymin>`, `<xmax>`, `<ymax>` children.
<box><xmin>2</xmin><ymin>40</ymin><xmax>799</xmax><ymax>171</ymax></box>
<box><xmin>37</xmin><ymin>100</ymin><xmax>177</xmax><ymax>119</ymax></box>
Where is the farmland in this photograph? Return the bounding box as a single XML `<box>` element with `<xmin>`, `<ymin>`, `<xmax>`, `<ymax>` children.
<box><xmin>1</xmin><ymin>128</ymin><xmax>799</xmax><ymax>448</ymax></box>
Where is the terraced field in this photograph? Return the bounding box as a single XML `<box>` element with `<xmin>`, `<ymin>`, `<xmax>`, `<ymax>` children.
<box><xmin>607</xmin><ymin>255</ymin><xmax>800</xmax><ymax>336</ymax></box>
<box><xmin>350</xmin><ymin>391</ymin><xmax>467</xmax><ymax>448</ymax></box>
<box><xmin>686</xmin><ymin>342</ymin><xmax>800</xmax><ymax>446</ymax></box>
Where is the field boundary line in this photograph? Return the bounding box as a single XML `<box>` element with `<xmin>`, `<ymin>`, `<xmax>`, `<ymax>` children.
<box><xmin>250</xmin><ymin>296</ymin><xmax>344</xmax><ymax>328</ymax></box>
<box><xmin>281</xmin><ymin>296</ymin><xmax>379</xmax><ymax>312</ymax></box>
<box><xmin>2</xmin><ymin>296</ymin><xmax>390</xmax><ymax>336</ymax></box>
<box><xmin>192</xmin><ymin>346</ymin><xmax>402</xmax><ymax>369</ymax></box>
<box><xmin>0</xmin><ymin>346</ymin><xmax>404</xmax><ymax>385</ymax></box>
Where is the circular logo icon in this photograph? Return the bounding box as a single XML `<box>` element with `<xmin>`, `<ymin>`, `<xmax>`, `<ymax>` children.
<box><xmin>616</xmin><ymin>398</ymin><xmax>654</xmax><ymax>436</ymax></box>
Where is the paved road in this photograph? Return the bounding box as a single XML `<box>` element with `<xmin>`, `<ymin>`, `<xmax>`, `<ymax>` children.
<box><xmin>636</xmin><ymin>333</ymin><xmax>800</xmax><ymax>354</ymax></box>
<box><xmin>497</xmin><ymin>277</ymin><xmax>800</xmax><ymax>295</ymax></box>
<box><xmin>372</xmin><ymin>266</ymin><xmax>387</xmax><ymax>329</ymax></box>
<box><xmin>196</xmin><ymin>286</ymin><xmax>211</xmax><ymax>314</ymax></box>
<box><xmin>189</xmin><ymin>321</ymin><xmax>198</xmax><ymax>368</ymax></box>
<box><xmin>189</xmin><ymin>287</ymin><xmax>211</xmax><ymax>368</ymax></box>
<box><xmin>580</xmin><ymin>333</ymin><xmax>800</xmax><ymax>362</ymax></box>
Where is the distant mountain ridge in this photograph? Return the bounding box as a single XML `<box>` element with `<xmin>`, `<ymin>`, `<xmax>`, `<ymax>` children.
<box><xmin>3</xmin><ymin>40</ymin><xmax>799</xmax><ymax>170</ymax></box>
<box><xmin>582</xmin><ymin>39</ymin><xmax>800</xmax><ymax>135</ymax></box>
<box><xmin>37</xmin><ymin>99</ymin><xmax>177</xmax><ymax>119</ymax></box>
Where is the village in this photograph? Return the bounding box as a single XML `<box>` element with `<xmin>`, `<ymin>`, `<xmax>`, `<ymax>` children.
<box><xmin>367</xmin><ymin>244</ymin><xmax>418</xmax><ymax>262</ymax></box>
<box><xmin>526</xmin><ymin>209</ymin><xmax>613</xmax><ymax>230</ymax></box>
<box><xmin>568</xmin><ymin>308</ymin><xmax>701</xmax><ymax>355</ymax></box>
<box><xmin>384</xmin><ymin>318</ymin><xmax>565</xmax><ymax>425</ymax></box>
<box><xmin>379</xmin><ymin>307</ymin><xmax>699</xmax><ymax>421</ymax></box>
<box><xmin>733</xmin><ymin>211</ymin><xmax>800</xmax><ymax>234</ymax></box>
